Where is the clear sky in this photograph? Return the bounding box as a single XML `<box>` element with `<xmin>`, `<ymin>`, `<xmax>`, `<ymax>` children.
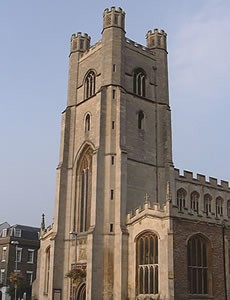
<box><xmin>1</xmin><ymin>0</ymin><xmax>229</xmax><ymax>227</ymax></box>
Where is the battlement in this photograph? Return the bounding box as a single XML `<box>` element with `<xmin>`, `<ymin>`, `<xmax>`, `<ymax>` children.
<box><xmin>70</xmin><ymin>32</ymin><xmax>91</xmax><ymax>54</ymax></box>
<box><xmin>79</xmin><ymin>39</ymin><xmax>102</xmax><ymax>61</ymax></box>
<box><xmin>103</xmin><ymin>6</ymin><xmax>125</xmax><ymax>32</ymax></box>
<box><xmin>127</xmin><ymin>201</ymin><xmax>169</xmax><ymax>224</ymax></box>
<box><xmin>174</xmin><ymin>168</ymin><xmax>230</xmax><ymax>190</ymax></box>
<box><xmin>125</xmin><ymin>38</ymin><xmax>153</xmax><ymax>54</ymax></box>
<box><xmin>146</xmin><ymin>28</ymin><xmax>167</xmax><ymax>51</ymax></box>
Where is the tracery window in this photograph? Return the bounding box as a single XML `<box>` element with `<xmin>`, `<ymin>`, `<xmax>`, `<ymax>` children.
<box><xmin>216</xmin><ymin>197</ymin><xmax>223</xmax><ymax>217</ymax></box>
<box><xmin>76</xmin><ymin>146</ymin><xmax>92</xmax><ymax>232</ymax></box>
<box><xmin>84</xmin><ymin>71</ymin><xmax>96</xmax><ymax>99</ymax></box>
<box><xmin>177</xmin><ymin>188</ymin><xmax>186</xmax><ymax>211</ymax></box>
<box><xmin>136</xmin><ymin>232</ymin><xmax>158</xmax><ymax>297</ymax></box>
<box><xmin>227</xmin><ymin>200</ymin><xmax>230</xmax><ymax>218</ymax></box>
<box><xmin>188</xmin><ymin>235</ymin><xmax>211</xmax><ymax>295</ymax></box>
<box><xmin>138</xmin><ymin>110</ymin><xmax>145</xmax><ymax>130</ymax></box>
<box><xmin>133</xmin><ymin>69</ymin><xmax>146</xmax><ymax>97</ymax></box>
<box><xmin>191</xmin><ymin>191</ymin><xmax>199</xmax><ymax>213</ymax></box>
<box><xmin>204</xmin><ymin>194</ymin><xmax>212</xmax><ymax>216</ymax></box>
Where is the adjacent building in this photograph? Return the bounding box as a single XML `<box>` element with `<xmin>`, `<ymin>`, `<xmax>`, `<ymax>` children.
<box><xmin>0</xmin><ymin>223</ymin><xmax>40</xmax><ymax>300</ymax></box>
<box><xmin>33</xmin><ymin>7</ymin><xmax>230</xmax><ymax>300</ymax></box>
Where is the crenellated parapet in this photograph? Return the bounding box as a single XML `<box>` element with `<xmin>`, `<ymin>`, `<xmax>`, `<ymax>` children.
<box><xmin>127</xmin><ymin>200</ymin><xmax>170</xmax><ymax>224</ymax></box>
<box><xmin>70</xmin><ymin>32</ymin><xmax>91</xmax><ymax>54</ymax></box>
<box><xmin>173</xmin><ymin>168</ymin><xmax>230</xmax><ymax>224</ymax></box>
<box><xmin>146</xmin><ymin>28</ymin><xmax>167</xmax><ymax>51</ymax></box>
<box><xmin>174</xmin><ymin>168</ymin><xmax>230</xmax><ymax>190</ymax></box>
<box><xmin>103</xmin><ymin>6</ymin><xmax>125</xmax><ymax>32</ymax></box>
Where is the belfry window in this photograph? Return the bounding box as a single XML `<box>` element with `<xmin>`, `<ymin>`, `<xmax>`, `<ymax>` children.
<box><xmin>204</xmin><ymin>194</ymin><xmax>212</xmax><ymax>216</ymax></box>
<box><xmin>76</xmin><ymin>146</ymin><xmax>92</xmax><ymax>233</ymax></box>
<box><xmin>188</xmin><ymin>235</ymin><xmax>211</xmax><ymax>295</ymax></box>
<box><xmin>84</xmin><ymin>71</ymin><xmax>96</xmax><ymax>99</ymax></box>
<box><xmin>133</xmin><ymin>69</ymin><xmax>146</xmax><ymax>97</ymax></box>
<box><xmin>138</xmin><ymin>110</ymin><xmax>145</xmax><ymax>129</ymax></box>
<box><xmin>177</xmin><ymin>188</ymin><xmax>186</xmax><ymax>211</ymax></box>
<box><xmin>136</xmin><ymin>232</ymin><xmax>158</xmax><ymax>297</ymax></box>
<box><xmin>191</xmin><ymin>191</ymin><xmax>199</xmax><ymax>213</ymax></box>
<box><xmin>216</xmin><ymin>197</ymin><xmax>223</xmax><ymax>217</ymax></box>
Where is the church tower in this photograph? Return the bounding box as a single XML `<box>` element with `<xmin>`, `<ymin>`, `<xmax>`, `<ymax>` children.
<box><xmin>33</xmin><ymin>7</ymin><xmax>175</xmax><ymax>300</ymax></box>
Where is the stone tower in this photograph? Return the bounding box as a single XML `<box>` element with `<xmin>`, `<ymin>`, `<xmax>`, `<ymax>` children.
<box><xmin>33</xmin><ymin>7</ymin><xmax>175</xmax><ymax>300</ymax></box>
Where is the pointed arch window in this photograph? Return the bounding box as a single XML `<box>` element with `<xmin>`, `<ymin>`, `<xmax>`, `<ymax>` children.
<box><xmin>138</xmin><ymin>110</ymin><xmax>145</xmax><ymax>130</ymax></box>
<box><xmin>133</xmin><ymin>69</ymin><xmax>146</xmax><ymax>97</ymax></box>
<box><xmin>85</xmin><ymin>113</ymin><xmax>91</xmax><ymax>132</ymax></box>
<box><xmin>191</xmin><ymin>191</ymin><xmax>199</xmax><ymax>213</ymax></box>
<box><xmin>76</xmin><ymin>147</ymin><xmax>92</xmax><ymax>232</ymax></box>
<box><xmin>84</xmin><ymin>71</ymin><xmax>96</xmax><ymax>99</ymax></box>
<box><xmin>177</xmin><ymin>188</ymin><xmax>186</xmax><ymax>211</ymax></box>
<box><xmin>204</xmin><ymin>194</ymin><xmax>212</xmax><ymax>216</ymax></box>
<box><xmin>136</xmin><ymin>232</ymin><xmax>158</xmax><ymax>297</ymax></box>
<box><xmin>216</xmin><ymin>197</ymin><xmax>223</xmax><ymax>217</ymax></box>
<box><xmin>188</xmin><ymin>235</ymin><xmax>212</xmax><ymax>295</ymax></box>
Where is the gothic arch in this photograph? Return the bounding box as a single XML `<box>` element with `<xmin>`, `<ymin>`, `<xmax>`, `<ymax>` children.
<box><xmin>135</xmin><ymin>231</ymin><xmax>159</xmax><ymax>297</ymax></box>
<box><xmin>75</xmin><ymin>283</ymin><xmax>86</xmax><ymax>300</ymax></box>
<box><xmin>83</xmin><ymin>69</ymin><xmax>96</xmax><ymax>99</ymax></box>
<box><xmin>187</xmin><ymin>233</ymin><xmax>213</xmax><ymax>296</ymax></box>
<box><xmin>133</xmin><ymin>68</ymin><xmax>146</xmax><ymax>97</ymax></box>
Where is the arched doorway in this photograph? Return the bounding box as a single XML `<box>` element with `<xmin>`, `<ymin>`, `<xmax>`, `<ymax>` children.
<box><xmin>75</xmin><ymin>283</ymin><xmax>86</xmax><ymax>300</ymax></box>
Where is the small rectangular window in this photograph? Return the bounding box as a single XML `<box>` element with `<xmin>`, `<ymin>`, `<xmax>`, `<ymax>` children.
<box><xmin>112</xmin><ymin>89</ymin><xmax>116</xmax><ymax>99</ymax></box>
<box><xmin>27</xmin><ymin>249</ymin><xmax>35</xmax><ymax>263</ymax></box>
<box><xmin>110</xmin><ymin>224</ymin><xmax>113</xmax><ymax>232</ymax></box>
<box><xmin>111</xmin><ymin>190</ymin><xmax>114</xmax><ymax>200</ymax></box>
<box><xmin>16</xmin><ymin>248</ymin><xmax>22</xmax><ymax>263</ymax></box>
<box><xmin>113</xmin><ymin>64</ymin><xmax>116</xmax><ymax>72</ymax></box>
<box><xmin>1</xmin><ymin>247</ymin><xmax>7</xmax><ymax>261</ymax></box>
<box><xmin>112</xmin><ymin>121</ymin><xmax>115</xmax><ymax>129</ymax></box>
<box><xmin>14</xmin><ymin>228</ymin><xmax>21</xmax><ymax>237</ymax></box>
<box><xmin>26</xmin><ymin>271</ymin><xmax>33</xmax><ymax>285</ymax></box>
<box><xmin>0</xmin><ymin>269</ymin><xmax>5</xmax><ymax>284</ymax></box>
<box><xmin>1</xmin><ymin>229</ymin><xmax>7</xmax><ymax>237</ymax></box>
<box><xmin>111</xmin><ymin>156</ymin><xmax>114</xmax><ymax>165</ymax></box>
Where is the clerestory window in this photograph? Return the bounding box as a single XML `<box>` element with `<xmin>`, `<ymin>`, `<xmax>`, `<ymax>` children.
<box><xmin>136</xmin><ymin>232</ymin><xmax>158</xmax><ymax>297</ymax></box>
<box><xmin>177</xmin><ymin>188</ymin><xmax>186</xmax><ymax>211</ymax></box>
<box><xmin>216</xmin><ymin>197</ymin><xmax>223</xmax><ymax>217</ymax></box>
<box><xmin>133</xmin><ymin>69</ymin><xmax>146</xmax><ymax>97</ymax></box>
<box><xmin>204</xmin><ymin>194</ymin><xmax>212</xmax><ymax>216</ymax></box>
<box><xmin>191</xmin><ymin>191</ymin><xmax>199</xmax><ymax>213</ymax></box>
<box><xmin>84</xmin><ymin>71</ymin><xmax>96</xmax><ymax>99</ymax></box>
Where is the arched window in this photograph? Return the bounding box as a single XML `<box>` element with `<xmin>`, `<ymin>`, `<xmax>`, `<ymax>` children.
<box><xmin>177</xmin><ymin>188</ymin><xmax>186</xmax><ymax>211</ymax></box>
<box><xmin>136</xmin><ymin>232</ymin><xmax>158</xmax><ymax>297</ymax></box>
<box><xmin>85</xmin><ymin>113</ymin><xmax>91</xmax><ymax>132</ymax></box>
<box><xmin>76</xmin><ymin>146</ymin><xmax>92</xmax><ymax>232</ymax></box>
<box><xmin>204</xmin><ymin>194</ymin><xmax>212</xmax><ymax>216</ymax></box>
<box><xmin>44</xmin><ymin>247</ymin><xmax>50</xmax><ymax>294</ymax></box>
<box><xmin>76</xmin><ymin>283</ymin><xmax>86</xmax><ymax>300</ymax></box>
<box><xmin>216</xmin><ymin>197</ymin><xmax>223</xmax><ymax>217</ymax></box>
<box><xmin>188</xmin><ymin>235</ymin><xmax>211</xmax><ymax>295</ymax></box>
<box><xmin>138</xmin><ymin>110</ymin><xmax>145</xmax><ymax>129</ymax></box>
<box><xmin>227</xmin><ymin>200</ymin><xmax>230</xmax><ymax>218</ymax></box>
<box><xmin>133</xmin><ymin>69</ymin><xmax>146</xmax><ymax>97</ymax></box>
<box><xmin>191</xmin><ymin>191</ymin><xmax>199</xmax><ymax>213</ymax></box>
<box><xmin>84</xmin><ymin>71</ymin><xmax>96</xmax><ymax>99</ymax></box>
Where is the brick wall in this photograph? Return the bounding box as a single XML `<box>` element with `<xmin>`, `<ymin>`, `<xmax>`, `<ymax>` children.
<box><xmin>173</xmin><ymin>218</ymin><xmax>228</xmax><ymax>300</ymax></box>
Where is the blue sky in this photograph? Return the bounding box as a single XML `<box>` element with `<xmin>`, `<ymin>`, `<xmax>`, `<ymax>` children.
<box><xmin>0</xmin><ymin>0</ymin><xmax>230</xmax><ymax>227</ymax></box>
